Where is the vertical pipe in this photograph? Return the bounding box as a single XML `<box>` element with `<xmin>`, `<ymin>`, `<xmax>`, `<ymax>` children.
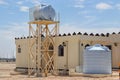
<box><xmin>45</xmin><ymin>24</ymin><xmax>48</xmax><ymax>76</ymax></box>
<box><xmin>54</xmin><ymin>23</ymin><xmax>57</xmax><ymax>74</ymax></box>
<box><xmin>37</xmin><ymin>24</ymin><xmax>40</xmax><ymax>76</ymax></box>
<box><xmin>58</xmin><ymin>13</ymin><xmax>60</xmax><ymax>35</ymax></box>
<box><xmin>79</xmin><ymin>40</ymin><xmax>82</xmax><ymax>73</ymax></box>
<box><xmin>79</xmin><ymin>40</ymin><xmax>80</xmax><ymax>66</ymax></box>
<box><xmin>28</xmin><ymin>24</ymin><xmax>31</xmax><ymax>76</ymax></box>
<box><xmin>66</xmin><ymin>41</ymin><xmax>68</xmax><ymax>69</ymax></box>
<box><xmin>80</xmin><ymin>41</ymin><xmax>84</xmax><ymax>72</ymax></box>
<box><xmin>54</xmin><ymin>22</ymin><xmax>59</xmax><ymax>73</ymax></box>
<box><xmin>35</xmin><ymin>24</ymin><xmax>38</xmax><ymax>76</ymax></box>
<box><xmin>40</xmin><ymin>25</ymin><xmax>42</xmax><ymax>73</ymax></box>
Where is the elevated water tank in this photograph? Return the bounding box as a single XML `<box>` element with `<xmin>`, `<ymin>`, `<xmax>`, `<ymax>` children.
<box><xmin>33</xmin><ymin>5</ymin><xmax>56</xmax><ymax>21</ymax></box>
<box><xmin>83</xmin><ymin>44</ymin><xmax>112</xmax><ymax>74</ymax></box>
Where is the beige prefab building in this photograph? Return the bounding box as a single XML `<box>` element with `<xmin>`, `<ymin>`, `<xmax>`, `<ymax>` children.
<box><xmin>15</xmin><ymin>33</ymin><xmax>120</xmax><ymax>70</ymax></box>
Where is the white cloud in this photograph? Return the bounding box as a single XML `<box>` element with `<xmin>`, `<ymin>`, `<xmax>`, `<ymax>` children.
<box><xmin>9</xmin><ymin>12</ymin><xmax>15</xmax><ymax>15</ymax></box>
<box><xmin>24</xmin><ymin>0</ymin><xmax>41</xmax><ymax>5</ymax></box>
<box><xmin>60</xmin><ymin>23</ymin><xmax>120</xmax><ymax>34</ymax></box>
<box><xmin>0</xmin><ymin>22</ymin><xmax>28</xmax><ymax>58</ymax></box>
<box><xmin>74</xmin><ymin>4</ymin><xmax>84</xmax><ymax>8</ymax></box>
<box><xmin>23</xmin><ymin>0</ymin><xmax>46</xmax><ymax>6</ymax></box>
<box><xmin>78</xmin><ymin>10</ymin><xmax>89</xmax><ymax>15</ymax></box>
<box><xmin>4</xmin><ymin>22</ymin><xmax>28</xmax><ymax>37</ymax></box>
<box><xmin>20</xmin><ymin>6</ymin><xmax>29</xmax><ymax>12</ymax></box>
<box><xmin>116</xmin><ymin>4</ymin><xmax>120</xmax><ymax>10</ymax></box>
<box><xmin>80</xmin><ymin>0</ymin><xmax>84</xmax><ymax>1</ymax></box>
<box><xmin>75</xmin><ymin>0</ymin><xmax>85</xmax><ymax>2</ymax></box>
<box><xmin>16</xmin><ymin>1</ymin><xmax>23</xmax><ymax>5</ymax></box>
<box><xmin>0</xmin><ymin>0</ymin><xmax>8</xmax><ymax>5</ymax></box>
<box><xmin>74</xmin><ymin>0</ymin><xmax>85</xmax><ymax>8</ymax></box>
<box><xmin>31</xmin><ymin>0</ymin><xmax>41</xmax><ymax>5</ymax></box>
<box><xmin>96</xmin><ymin>3</ymin><xmax>112</xmax><ymax>10</ymax></box>
<box><xmin>84</xmin><ymin>15</ymin><xmax>95</xmax><ymax>18</ymax></box>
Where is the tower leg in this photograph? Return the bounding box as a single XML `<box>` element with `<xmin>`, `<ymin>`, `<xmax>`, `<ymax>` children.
<box><xmin>28</xmin><ymin>20</ymin><xmax>59</xmax><ymax>77</ymax></box>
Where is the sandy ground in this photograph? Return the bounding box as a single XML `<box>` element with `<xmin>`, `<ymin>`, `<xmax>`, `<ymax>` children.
<box><xmin>0</xmin><ymin>62</ymin><xmax>120</xmax><ymax>80</ymax></box>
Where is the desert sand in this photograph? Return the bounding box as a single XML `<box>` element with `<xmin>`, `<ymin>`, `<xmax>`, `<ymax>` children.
<box><xmin>0</xmin><ymin>62</ymin><xmax>119</xmax><ymax>80</ymax></box>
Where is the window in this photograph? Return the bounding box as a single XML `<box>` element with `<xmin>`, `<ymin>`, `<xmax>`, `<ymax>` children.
<box><xmin>81</xmin><ymin>43</ymin><xmax>83</xmax><ymax>46</ymax></box>
<box><xmin>85</xmin><ymin>44</ymin><xmax>90</xmax><ymax>48</ymax></box>
<box><xmin>49</xmin><ymin>43</ymin><xmax>54</xmax><ymax>50</ymax></box>
<box><xmin>105</xmin><ymin>45</ymin><xmax>112</xmax><ymax>50</ymax></box>
<box><xmin>18</xmin><ymin>45</ymin><xmax>21</xmax><ymax>53</ymax></box>
<box><xmin>58</xmin><ymin>45</ymin><xmax>64</xmax><ymax>56</ymax></box>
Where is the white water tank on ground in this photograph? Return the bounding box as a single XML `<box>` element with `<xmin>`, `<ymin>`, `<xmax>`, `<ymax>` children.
<box><xmin>76</xmin><ymin>66</ymin><xmax>83</xmax><ymax>73</ymax></box>
<box><xmin>83</xmin><ymin>44</ymin><xmax>112</xmax><ymax>74</ymax></box>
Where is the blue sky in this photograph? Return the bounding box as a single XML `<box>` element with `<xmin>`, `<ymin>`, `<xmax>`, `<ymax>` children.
<box><xmin>0</xmin><ymin>0</ymin><xmax>120</xmax><ymax>58</ymax></box>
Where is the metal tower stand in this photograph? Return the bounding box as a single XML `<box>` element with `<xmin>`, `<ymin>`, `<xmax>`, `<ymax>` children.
<box><xmin>28</xmin><ymin>20</ymin><xmax>59</xmax><ymax>77</ymax></box>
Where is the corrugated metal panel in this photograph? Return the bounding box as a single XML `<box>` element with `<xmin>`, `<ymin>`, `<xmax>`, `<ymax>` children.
<box><xmin>83</xmin><ymin>44</ymin><xmax>112</xmax><ymax>74</ymax></box>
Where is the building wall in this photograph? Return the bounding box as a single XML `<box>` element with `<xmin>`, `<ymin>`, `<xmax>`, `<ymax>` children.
<box><xmin>55</xmin><ymin>35</ymin><xmax>80</xmax><ymax>69</ymax></box>
<box><xmin>15</xmin><ymin>34</ymin><xmax>120</xmax><ymax>69</ymax></box>
<box><xmin>109</xmin><ymin>34</ymin><xmax>120</xmax><ymax>68</ymax></box>
<box><xmin>16</xmin><ymin>39</ymin><xmax>29</xmax><ymax>68</ymax></box>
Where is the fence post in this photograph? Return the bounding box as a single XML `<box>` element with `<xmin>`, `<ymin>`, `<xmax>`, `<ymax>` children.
<box><xmin>118</xmin><ymin>64</ymin><xmax>120</xmax><ymax>80</ymax></box>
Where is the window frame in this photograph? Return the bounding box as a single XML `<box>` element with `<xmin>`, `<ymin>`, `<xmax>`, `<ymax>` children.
<box><xmin>58</xmin><ymin>45</ymin><xmax>64</xmax><ymax>56</ymax></box>
<box><xmin>18</xmin><ymin>45</ymin><xmax>21</xmax><ymax>53</ymax></box>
